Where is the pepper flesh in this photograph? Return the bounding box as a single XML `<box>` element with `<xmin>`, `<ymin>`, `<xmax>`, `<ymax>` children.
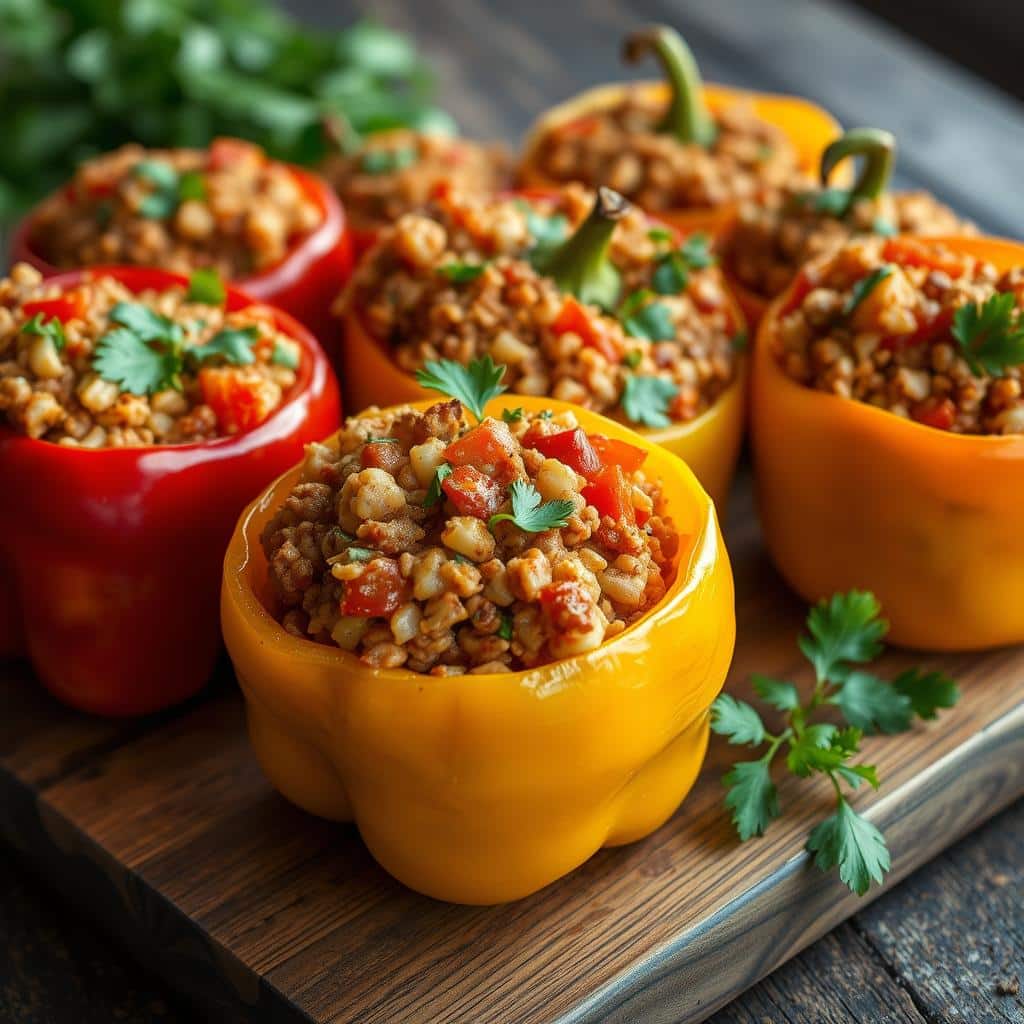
<box><xmin>752</xmin><ymin>235</ymin><xmax>1024</xmax><ymax>650</ymax></box>
<box><xmin>0</xmin><ymin>266</ymin><xmax>341</xmax><ymax>715</ymax></box>
<box><xmin>221</xmin><ymin>395</ymin><xmax>735</xmax><ymax>903</ymax></box>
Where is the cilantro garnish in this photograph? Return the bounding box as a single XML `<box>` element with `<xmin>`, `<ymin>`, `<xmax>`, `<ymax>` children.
<box><xmin>498</xmin><ymin>611</ymin><xmax>514</xmax><ymax>641</ymax></box>
<box><xmin>537</xmin><ymin>409</ymin><xmax>553</xmax><ymax>420</ymax></box>
<box><xmin>189</xmin><ymin>327</ymin><xmax>259</xmax><ymax>367</ymax></box>
<box><xmin>501</xmin><ymin>407</ymin><xmax>524</xmax><ymax>423</ymax></box>
<box><xmin>621</xmin><ymin>294</ymin><xmax>675</xmax><ymax>341</ymax></box>
<box><xmin>710</xmin><ymin>590</ymin><xmax>960</xmax><ymax>895</ymax></box>
<box><xmin>364</xmin><ymin>436</ymin><xmax>398</xmax><ymax>444</ymax></box>
<box><xmin>423</xmin><ymin>462</ymin><xmax>453</xmax><ymax>508</ymax></box>
<box><xmin>872</xmin><ymin>216</ymin><xmax>897</xmax><ymax>238</ymax></box>
<box><xmin>951</xmin><ymin>292</ymin><xmax>1024</xmax><ymax>376</ymax></box>
<box><xmin>186</xmin><ymin>268</ymin><xmax>226</xmax><ymax>306</ymax></box>
<box><xmin>647</xmin><ymin>227</ymin><xmax>673</xmax><ymax>244</ymax></box>
<box><xmin>842</xmin><ymin>265</ymin><xmax>894</xmax><ymax>317</ymax></box>
<box><xmin>415</xmin><ymin>355</ymin><xmax>507</xmax><ymax>422</ymax></box>
<box><xmin>488</xmin><ymin>479</ymin><xmax>574</xmax><ymax>534</ymax></box>
<box><xmin>439</xmin><ymin>261</ymin><xmax>488</xmax><ymax>283</ymax></box>
<box><xmin>649</xmin><ymin>231</ymin><xmax>715</xmax><ymax>296</ymax></box>
<box><xmin>133</xmin><ymin>159</ymin><xmax>207</xmax><ymax>220</ymax></box>
<box><xmin>360</xmin><ymin>146</ymin><xmax>417</xmax><ymax>175</ymax></box>
<box><xmin>271</xmin><ymin>339</ymin><xmax>299</xmax><ymax>370</ymax></box>
<box><xmin>20</xmin><ymin>312</ymin><xmax>67</xmax><ymax>353</ymax></box>
<box><xmin>621</xmin><ymin>374</ymin><xmax>679</xmax><ymax>429</ymax></box>
<box><xmin>345</xmin><ymin>547</ymin><xmax>376</xmax><ymax>562</ymax></box>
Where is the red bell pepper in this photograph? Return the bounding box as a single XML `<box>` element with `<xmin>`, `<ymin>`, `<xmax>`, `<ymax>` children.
<box><xmin>524</xmin><ymin>426</ymin><xmax>602</xmax><ymax>479</ymax></box>
<box><xmin>442</xmin><ymin>464</ymin><xmax>504</xmax><ymax>519</ymax></box>
<box><xmin>911</xmin><ymin>397</ymin><xmax>956</xmax><ymax>431</ymax></box>
<box><xmin>9</xmin><ymin>141</ymin><xmax>354</xmax><ymax>371</ymax></box>
<box><xmin>582</xmin><ymin>464</ymin><xmax>635</xmax><ymax>523</ymax></box>
<box><xmin>588</xmin><ymin>434</ymin><xmax>648</xmax><ymax>474</ymax></box>
<box><xmin>552</xmin><ymin>296</ymin><xmax>622</xmax><ymax>364</ymax></box>
<box><xmin>21</xmin><ymin>292</ymin><xmax>88</xmax><ymax>323</ymax></box>
<box><xmin>0</xmin><ymin>266</ymin><xmax>341</xmax><ymax>717</ymax></box>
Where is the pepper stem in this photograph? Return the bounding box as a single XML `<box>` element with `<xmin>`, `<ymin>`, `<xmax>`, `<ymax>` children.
<box><xmin>537</xmin><ymin>187</ymin><xmax>628</xmax><ymax>312</ymax></box>
<box><xmin>623</xmin><ymin>25</ymin><xmax>716</xmax><ymax>147</ymax></box>
<box><xmin>820</xmin><ymin>128</ymin><xmax>896</xmax><ymax>202</ymax></box>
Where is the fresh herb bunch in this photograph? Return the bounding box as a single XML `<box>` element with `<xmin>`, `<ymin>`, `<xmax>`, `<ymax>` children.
<box><xmin>711</xmin><ymin>590</ymin><xmax>960</xmax><ymax>896</ymax></box>
<box><xmin>0</xmin><ymin>2</ymin><xmax>453</xmax><ymax>222</ymax></box>
<box><xmin>952</xmin><ymin>292</ymin><xmax>1024</xmax><ymax>376</ymax></box>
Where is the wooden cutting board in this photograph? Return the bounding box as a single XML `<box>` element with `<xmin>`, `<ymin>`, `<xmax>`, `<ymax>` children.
<box><xmin>1</xmin><ymin>474</ymin><xmax>1021</xmax><ymax>1024</ymax></box>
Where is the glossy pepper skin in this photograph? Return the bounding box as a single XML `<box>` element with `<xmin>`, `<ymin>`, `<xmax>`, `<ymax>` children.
<box><xmin>9</xmin><ymin>156</ymin><xmax>354</xmax><ymax>365</ymax></box>
<box><xmin>0</xmin><ymin>266</ymin><xmax>341</xmax><ymax>716</ymax></box>
<box><xmin>222</xmin><ymin>395</ymin><xmax>735</xmax><ymax>903</ymax></box>
<box><xmin>752</xmin><ymin>235</ymin><xmax>1024</xmax><ymax>651</ymax></box>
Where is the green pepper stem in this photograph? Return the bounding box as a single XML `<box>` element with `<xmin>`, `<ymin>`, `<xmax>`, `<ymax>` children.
<box><xmin>623</xmin><ymin>25</ymin><xmax>716</xmax><ymax>147</ymax></box>
<box><xmin>820</xmin><ymin>127</ymin><xmax>896</xmax><ymax>201</ymax></box>
<box><xmin>537</xmin><ymin>187</ymin><xmax>627</xmax><ymax>312</ymax></box>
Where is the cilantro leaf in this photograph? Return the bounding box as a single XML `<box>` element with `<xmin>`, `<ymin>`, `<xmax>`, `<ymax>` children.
<box><xmin>723</xmin><ymin>759</ymin><xmax>779</xmax><ymax>840</ymax></box>
<box><xmin>501</xmin><ymin>407</ymin><xmax>523</xmax><ymax>423</ymax></box>
<box><xmin>498</xmin><ymin>611</ymin><xmax>514</xmax><ymax>641</ymax></box>
<box><xmin>360</xmin><ymin>146</ymin><xmax>417</xmax><ymax>174</ymax></box>
<box><xmin>651</xmin><ymin>253</ymin><xmax>688</xmax><ymax>295</ymax></box>
<box><xmin>20</xmin><ymin>312</ymin><xmax>67</xmax><ymax>353</ymax></box>
<box><xmin>835</xmin><ymin>762</ymin><xmax>881</xmax><ymax>791</ymax></box>
<box><xmin>806</xmin><ymin>797</ymin><xmax>890</xmax><ymax>896</ymax></box>
<box><xmin>439</xmin><ymin>261</ymin><xmax>488</xmax><ymax>283</ymax></box>
<box><xmin>92</xmin><ymin>327</ymin><xmax>180</xmax><ymax>395</ymax></box>
<box><xmin>423</xmin><ymin>462</ymin><xmax>452</xmax><ymax>508</ymax></box>
<box><xmin>842</xmin><ymin>265</ymin><xmax>894</xmax><ymax>317</ymax></box>
<box><xmin>186</xmin><ymin>268</ymin><xmax>225</xmax><ymax>306</ymax></box>
<box><xmin>786</xmin><ymin>722</ymin><xmax>839</xmax><ymax>777</ymax></box>
<box><xmin>798</xmin><ymin>590</ymin><xmax>888</xmax><ymax>684</ymax></box>
<box><xmin>415</xmin><ymin>355</ymin><xmax>507</xmax><ymax>422</ymax></box>
<box><xmin>622</xmin><ymin>299</ymin><xmax>675</xmax><ymax>342</ymax></box>
<box><xmin>710</xmin><ymin>694</ymin><xmax>766</xmax><ymax>746</ymax></box>
<box><xmin>189</xmin><ymin>326</ymin><xmax>258</xmax><ymax>366</ymax></box>
<box><xmin>271</xmin><ymin>339</ymin><xmax>300</xmax><ymax>370</ymax></box>
<box><xmin>752</xmin><ymin>675</ymin><xmax>800</xmax><ymax>712</ymax></box>
<box><xmin>872</xmin><ymin>216</ymin><xmax>897</xmax><ymax>238</ymax></box>
<box><xmin>951</xmin><ymin>292</ymin><xmax>1024</xmax><ymax>376</ymax></box>
<box><xmin>831</xmin><ymin>670</ymin><xmax>912</xmax><ymax>734</ymax></box>
<box><xmin>621</xmin><ymin>374</ymin><xmax>679</xmax><ymax>429</ymax></box>
<box><xmin>345</xmin><ymin>547</ymin><xmax>376</xmax><ymax>562</ymax></box>
<box><xmin>109</xmin><ymin>302</ymin><xmax>184</xmax><ymax>346</ymax></box>
<box><xmin>178</xmin><ymin>169</ymin><xmax>206</xmax><ymax>201</ymax></box>
<box><xmin>679</xmin><ymin>233</ymin><xmax>714</xmax><ymax>269</ymax></box>
<box><xmin>648</xmin><ymin>226</ymin><xmax>673</xmax><ymax>244</ymax></box>
<box><xmin>488</xmin><ymin>479</ymin><xmax>574</xmax><ymax>534</ymax></box>
<box><xmin>133</xmin><ymin>158</ymin><xmax>178</xmax><ymax>191</ymax></box>
<box><xmin>891</xmin><ymin>668</ymin><xmax>961</xmax><ymax>721</ymax></box>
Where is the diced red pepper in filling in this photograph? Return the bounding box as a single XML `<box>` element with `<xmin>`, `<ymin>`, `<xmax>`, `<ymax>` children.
<box><xmin>207</xmin><ymin>137</ymin><xmax>263</xmax><ymax>172</ymax></box>
<box><xmin>441</xmin><ymin>464</ymin><xmax>504</xmax><ymax>519</ymax></box>
<box><xmin>22</xmin><ymin>292</ymin><xmax>88</xmax><ymax>323</ymax></box>
<box><xmin>552</xmin><ymin>296</ymin><xmax>622</xmax><ymax>364</ymax></box>
<box><xmin>523</xmin><ymin>427</ymin><xmax>602</xmax><ymax>479</ymax></box>
<box><xmin>880</xmin><ymin>307</ymin><xmax>955</xmax><ymax>352</ymax></box>
<box><xmin>911</xmin><ymin>398</ymin><xmax>956</xmax><ymax>431</ymax></box>
<box><xmin>582</xmin><ymin>465</ymin><xmax>635</xmax><ymax>523</ymax></box>
<box><xmin>361</xmin><ymin>441</ymin><xmax>402</xmax><ymax>473</ymax></box>
<box><xmin>538</xmin><ymin>580</ymin><xmax>594</xmax><ymax>632</ymax></box>
<box><xmin>199</xmin><ymin>367</ymin><xmax>277</xmax><ymax>434</ymax></box>
<box><xmin>587</xmin><ymin>434</ymin><xmax>648</xmax><ymax>474</ymax></box>
<box><xmin>340</xmin><ymin>557</ymin><xmax>408</xmax><ymax>617</ymax></box>
<box><xmin>444</xmin><ymin>419</ymin><xmax>520</xmax><ymax>484</ymax></box>
<box><xmin>882</xmin><ymin>238</ymin><xmax>967</xmax><ymax>279</ymax></box>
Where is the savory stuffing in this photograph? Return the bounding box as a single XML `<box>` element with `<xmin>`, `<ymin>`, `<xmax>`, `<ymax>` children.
<box><xmin>724</xmin><ymin>184</ymin><xmax>972</xmax><ymax>299</ymax></box>
<box><xmin>0</xmin><ymin>263</ymin><xmax>301</xmax><ymax>446</ymax></box>
<box><xmin>321</xmin><ymin>129</ymin><xmax>509</xmax><ymax>233</ymax></box>
<box><xmin>30</xmin><ymin>139</ymin><xmax>323</xmax><ymax>278</ymax></box>
<box><xmin>775</xmin><ymin>237</ymin><xmax>1024</xmax><ymax>434</ymax></box>
<box><xmin>529</xmin><ymin>91</ymin><xmax>797</xmax><ymax>212</ymax></box>
<box><xmin>261</xmin><ymin>400</ymin><xmax>681</xmax><ymax>673</ymax></box>
<box><xmin>342</xmin><ymin>184</ymin><xmax>741</xmax><ymax>429</ymax></box>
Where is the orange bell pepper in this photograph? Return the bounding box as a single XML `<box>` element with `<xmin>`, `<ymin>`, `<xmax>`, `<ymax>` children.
<box><xmin>221</xmin><ymin>394</ymin><xmax>735</xmax><ymax>903</ymax></box>
<box><xmin>517</xmin><ymin>25</ymin><xmax>841</xmax><ymax>239</ymax></box>
<box><xmin>752</xmin><ymin>235</ymin><xmax>1024</xmax><ymax>650</ymax></box>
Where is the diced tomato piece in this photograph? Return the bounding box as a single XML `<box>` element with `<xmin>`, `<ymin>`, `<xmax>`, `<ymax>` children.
<box><xmin>911</xmin><ymin>398</ymin><xmax>956</xmax><ymax>431</ymax></box>
<box><xmin>882</xmin><ymin>238</ymin><xmax>967</xmax><ymax>278</ymax></box>
<box><xmin>339</xmin><ymin>557</ymin><xmax>408</xmax><ymax>618</ymax></box>
<box><xmin>441</xmin><ymin>464</ymin><xmax>504</xmax><ymax>519</ymax></box>
<box><xmin>199</xmin><ymin>366</ymin><xmax>278</xmax><ymax>434</ymax></box>
<box><xmin>582</xmin><ymin>465</ymin><xmax>635</xmax><ymax>523</ymax></box>
<box><xmin>523</xmin><ymin>427</ymin><xmax>602</xmax><ymax>479</ymax></box>
<box><xmin>22</xmin><ymin>292</ymin><xmax>88</xmax><ymax>324</ymax></box>
<box><xmin>587</xmin><ymin>434</ymin><xmax>647</xmax><ymax>474</ymax></box>
<box><xmin>361</xmin><ymin>441</ymin><xmax>402</xmax><ymax>473</ymax></box>
<box><xmin>444</xmin><ymin>419</ymin><xmax>520</xmax><ymax>484</ymax></box>
<box><xmin>207</xmin><ymin>137</ymin><xmax>264</xmax><ymax>172</ymax></box>
<box><xmin>538</xmin><ymin>580</ymin><xmax>595</xmax><ymax>631</ymax></box>
<box><xmin>552</xmin><ymin>296</ymin><xmax>621</xmax><ymax>364</ymax></box>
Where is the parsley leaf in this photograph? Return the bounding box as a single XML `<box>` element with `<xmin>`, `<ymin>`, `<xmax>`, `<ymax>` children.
<box><xmin>415</xmin><ymin>355</ymin><xmax>507</xmax><ymax>422</ymax></box>
<box><xmin>951</xmin><ymin>292</ymin><xmax>1024</xmax><ymax>377</ymax></box>
<box><xmin>679</xmin><ymin>233</ymin><xmax>714</xmax><ymax>269</ymax></box>
<box><xmin>186</xmin><ymin>268</ymin><xmax>225</xmax><ymax>306</ymax></box>
<box><xmin>439</xmin><ymin>261</ymin><xmax>488</xmax><ymax>283</ymax></box>
<box><xmin>831</xmin><ymin>670</ymin><xmax>913</xmax><ymax>734</ymax></box>
<box><xmin>109</xmin><ymin>302</ymin><xmax>184</xmax><ymax>346</ymax></box>
<box><xmin>501</xmin><ymin>407</ymin><xmax>523</xmax><ymax>423</ymax></box>
<box><xmin>621</xmin><ymin>375</ymin><xmax>679</xmax><ymax>429</ymax></box>
<box><xmin>92</xmin><ymin>327</ymin><xmax>181</xmax><ymax>395</ymax></box>
<box><xmin>20</xmin><ymin>312</ymin><xmax>67</xmax><ymax>353</ymax></box>
<box><xmin>722</xmin><ymin>759</ymin><xmax>779</xmax><ymax>840</ymax></box>
<box><xmin>798</xmin><ymin>590</ymin><xmax>887</xmax><ymax>685</ymax></box>
<box><xmin>360</xmin><ymin>146</ymin><xmax>417</xmax><ymax>174</ymax></box>
<box><xmin>806</xmin><ymin>797</ymin><xmax>890</xmax><ymax>897</ymax></box>
<box><xmin>891</xmin><ymin>668</ymin><xmax>960</xmax><ymax>720</ymax></box>
<box><xmin>752</xmin><ymin>675</ymin><xmax>800</xmax><ymax>712</ymax></box>
<box><xmin>488</xmin><ymin>479</ymin><xmax>574</xmax><ymax>534</ymax></box>
<box><xmin>842</xmin><ymin>265</ymin><xmax>894</xmax><ymax>318</ymax></box>
<box><xmin>710</xmin><ymin>694</ymin><xmax>766</xmax><ymax>745</ymax></box>
<box><xmin>622</xmin><ymin>299</ymin><xmax>675</xmax><ymax>341</ymax></box>
<box><xmin>651</xmin><ymin>253</ymin><xmax>688</xmax><ymax>295</ymax></box>
<box><xmin>423</xmin><ymin>462</ymin><xmax>452</xmax><ymax>508</ymax></box>
<box><xmin>189</xmin><ymin>326</ymin><xmax>259</xmax><ymax>366</ymax></box>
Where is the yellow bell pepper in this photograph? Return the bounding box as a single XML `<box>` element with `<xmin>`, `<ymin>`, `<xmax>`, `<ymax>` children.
<box><xmin>752</xmin><ymin>235</ymin><xmax>1024</xmax><ymax>650</ymax></box>
<box><xmin>221</xmin><ymin>394</ymin><xmax>735</xmax><ymax>903</ymax></box>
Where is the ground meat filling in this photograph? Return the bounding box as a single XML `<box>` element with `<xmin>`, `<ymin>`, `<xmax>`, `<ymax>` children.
<box><xmin>261</xmin><ymin>402</ymin><xmax>681</xmax><ymax>674</ymax></box>
<box><xmin>532</xmin><ymin>92</ymin><xmax>797</xmax><ymax>212</ymax></box>
<box><xmin>31</xmin><ymin>140</ymin><xmax>323</xmax><ymax>278</ymax></box>
<box><xmin>343</xmin><ymin>185</ymin><xmax>740</xmax><ymax>427</ymax></box>
<box><xmin>775</xmin><ymin>238</ymin><xmax>1024</xmax><ymax>434</ymax></box>
<box><xmin>0</xmin><ymin>263</ymin><xmax>300</xmax><ymax>446</ymax></box>
<box><xmin>321</xmin><ymin>129</ymin><xmax>509</xmax><ymax>233</ymax></box>
<box><xmin>725</xmin><ymin>185</ymin><xmax>973</xmax><ymax>299</ymax></box>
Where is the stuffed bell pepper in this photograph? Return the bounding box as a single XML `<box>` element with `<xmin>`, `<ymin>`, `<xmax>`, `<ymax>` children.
<box><xmin>0</xmin><ymin>262</ymin><xmax>340</xmax><ymax>715</ymax></box>
<box><xmin>721</xmin><ymin>128</ymin><xmax>973</xmax><ymax>326</ymax></box>
<box><xmin>337</xmin><ymin>184</ymin><xmax>747</xmax><ymax>507</ymax></box>
<box><xmin>753</xmin><ymin>234</ymin><xmax>1024</xmax><ymax>650</ymax></box>
<box><xmin>518</xmin><ymin>24</ymin><xmax>840</xmax><ymax>236</ymax></box>
<box><xmin>222</xmin><ymin>365</ymin><xmax>735</xmax><ymax>903</ymax></box>
<box><xmin>9</xmin><ymin>138</ymin><xmax>354</xmax><ymax>354</ymax></box>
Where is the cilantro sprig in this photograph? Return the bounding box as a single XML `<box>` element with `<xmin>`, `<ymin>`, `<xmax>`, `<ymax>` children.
<box><xmin>423</xmin><ymin>462</ymin><xmax>453</xmax><ymax>508</ymax></box>
<box><xmin>649</xmin><ymin>231</ymin><xmax>715</xmax><ymax>296</ymax></box>
<box><xmin>21</xmin><ymin>312</ymin><xmax>67</xmax><ymax>353</ymax></box>
<box><xmin>951</xmin><ymin>292</ymin><xmax>1024</xmax><ymax>377</ymax></box>
<box><xmin>711</xmin><ymin>590</ymin><xmax>960</xmax><ymax>896</ymax></box>
<box><xmin>415</xmin><ymin>355</ymin><xmax>507</xmax><ymax>422</ymax></box>
<box><xmin>619</xmin><ymin>289</ymin><xmax>675</xmax><ymax>342</ymax></box>
<box><xmin>134</xmin><ymin>159</ymin><xmax>207</xmax><ymax>220</ymax></box>
<box><xmin>621</xmin><ymin>374</ymin><xmax>679</xmax><ymax>429</ymax></box>
<box><xmin>488</xmin><ymin>479</ymin><xmax>574</xmax><ymax>534</ymax></box>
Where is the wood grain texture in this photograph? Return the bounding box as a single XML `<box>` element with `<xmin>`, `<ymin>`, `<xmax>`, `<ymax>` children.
<box><xmin>1</xmin><ymin>474</ymin><xmax>1021</xmax><ymax>1024</ymax></box>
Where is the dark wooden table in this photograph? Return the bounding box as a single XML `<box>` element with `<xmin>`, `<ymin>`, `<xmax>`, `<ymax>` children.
<box><xmin>2</xmin><ymin>1</ymin><xmax>1023</xmax><ymax>1021</ymax></box>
